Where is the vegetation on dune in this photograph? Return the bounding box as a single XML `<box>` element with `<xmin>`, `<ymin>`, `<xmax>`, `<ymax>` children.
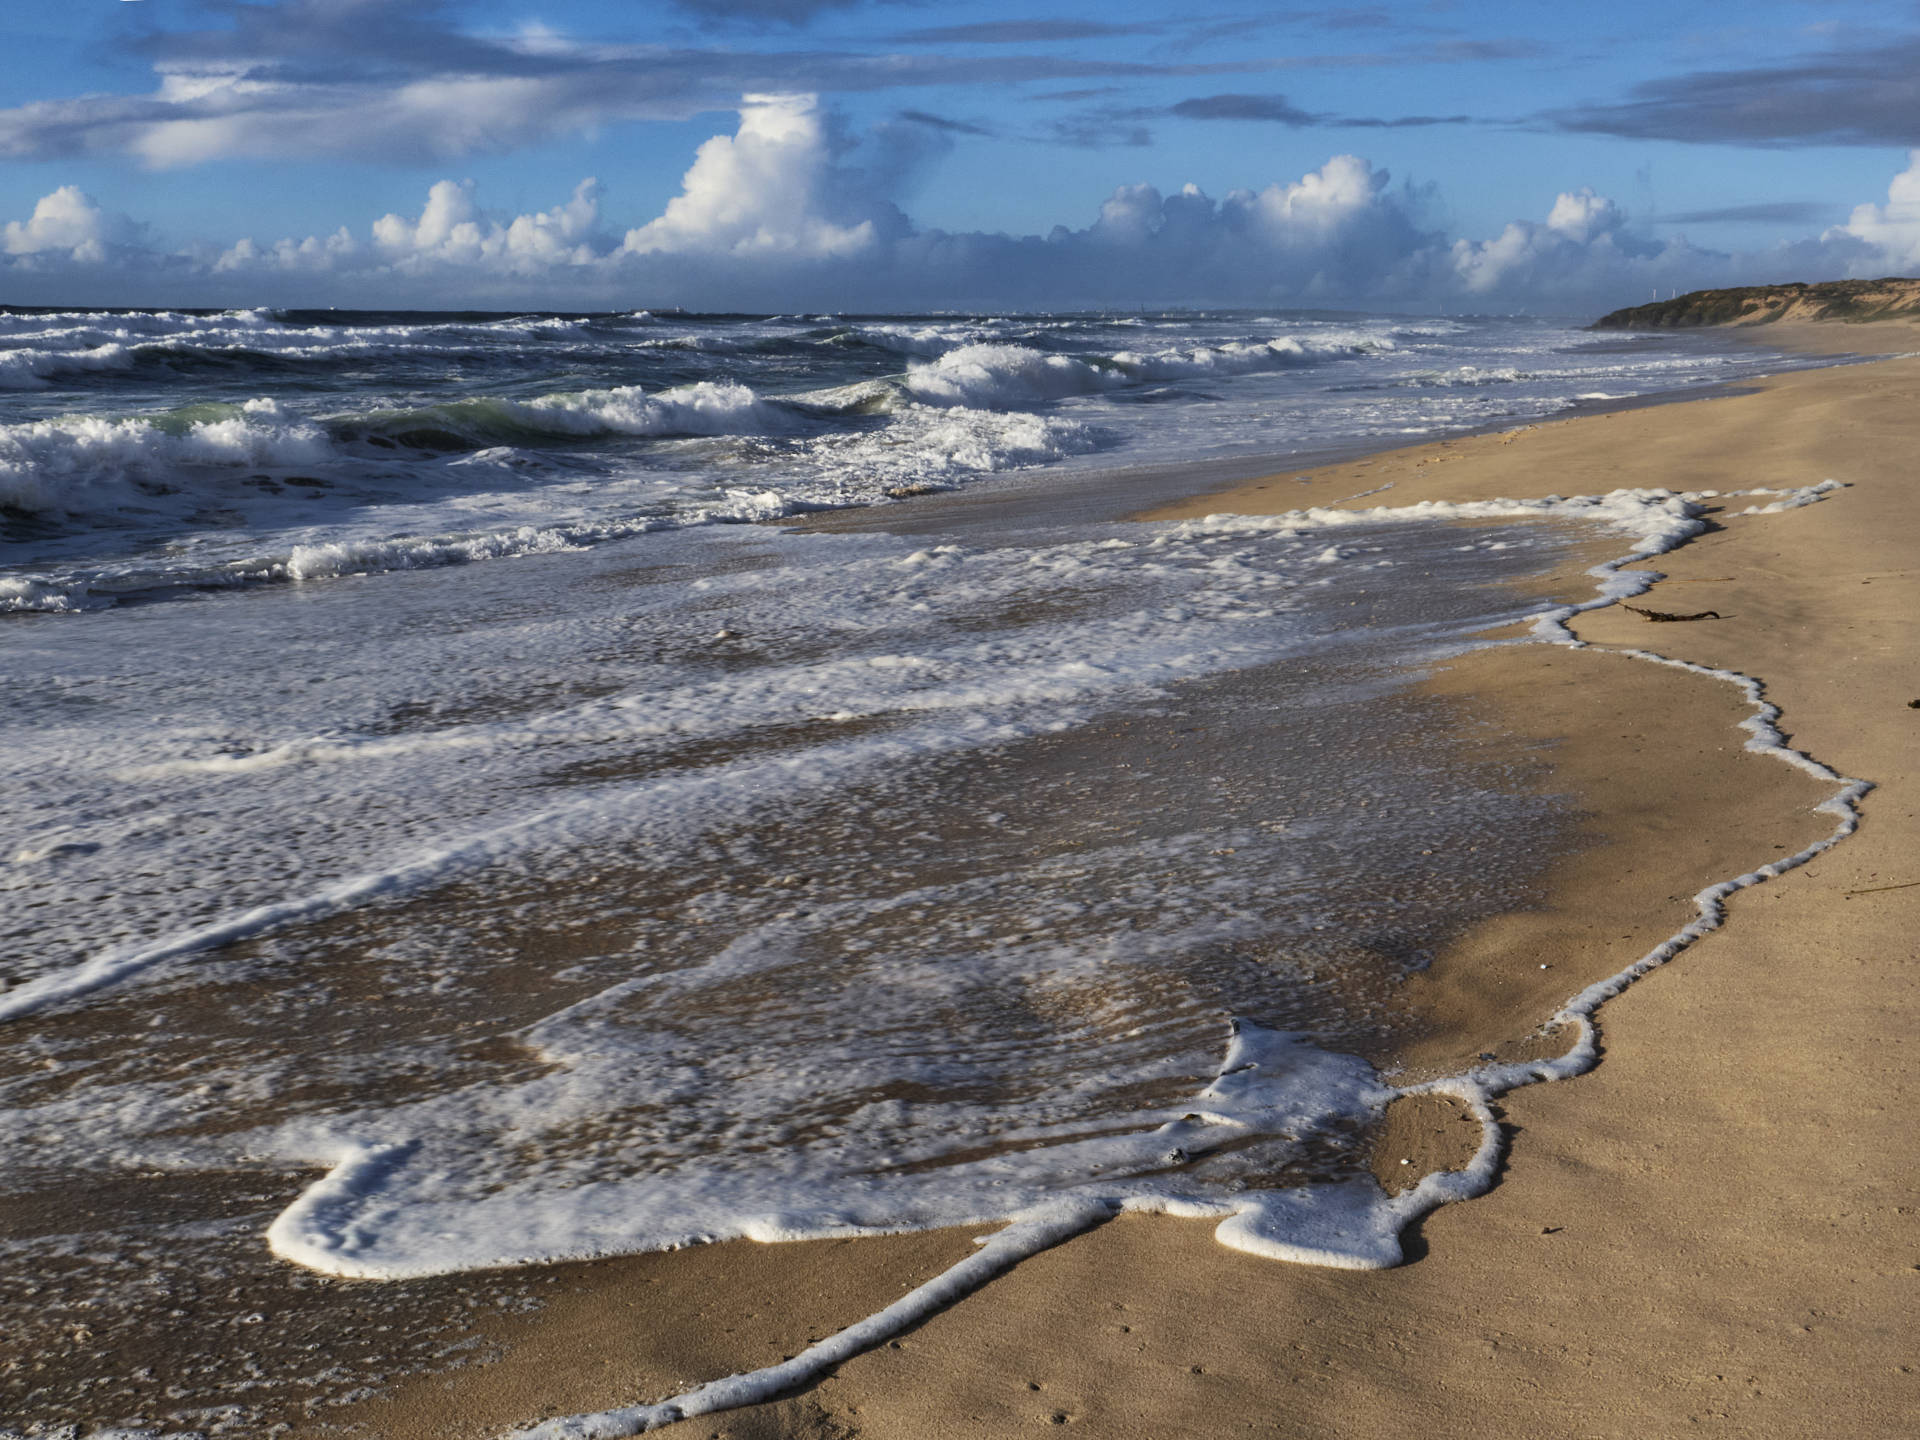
<box><xmin>1591</xmin><ymin>277</ymin><xmax>1920</xmax><ymax>330</ymax></box>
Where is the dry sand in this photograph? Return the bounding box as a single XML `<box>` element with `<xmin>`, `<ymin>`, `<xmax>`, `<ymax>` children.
<box><xmin>334</xmin><ymin>334</ymin><xmax>1919</xmax><ymax>1439</ymax></box>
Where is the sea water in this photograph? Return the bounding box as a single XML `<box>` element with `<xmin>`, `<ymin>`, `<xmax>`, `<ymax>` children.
<box><xmin>0</xmin><ymin>307</ymin><xmax>1836</xmax><ymax>1430</ymax></box>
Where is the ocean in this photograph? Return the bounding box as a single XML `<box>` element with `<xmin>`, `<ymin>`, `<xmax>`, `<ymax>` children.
<box><xmin>0</xmin><ymin>307</ymin><xmax>1828</xmax><ymax>1431</ymax></box>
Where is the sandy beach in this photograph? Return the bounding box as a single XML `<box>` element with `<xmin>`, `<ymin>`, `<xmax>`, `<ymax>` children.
<box><xmin>13</xmin><ymin>7</ymin><xmax>1920</xmax><ymax>1431</ymax></box>
<box><xmin>308</xmin><ymin>320</ymin><xmax>1920</xmax><ymax>1440</ymax></box>
<box><xmin>12</xmin><ymin>0</ymin><xmax>1920</xmax><ymax>1418</ymax></box>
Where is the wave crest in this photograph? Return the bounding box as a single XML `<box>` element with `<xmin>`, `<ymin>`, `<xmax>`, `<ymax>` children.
<box><xmin>0</xmin><ymin>399</ymin><xmax>332</xmax><ymax>516</ymax></box>
<box><xmin>905</xmin><ymin>334</ymin><xmax>1391</xmax><ymax>408</ymax></box>
<box><xmin>0</xmin><ymin>343</ymin><xmax>135</xmax><ymax>391</ymax></box>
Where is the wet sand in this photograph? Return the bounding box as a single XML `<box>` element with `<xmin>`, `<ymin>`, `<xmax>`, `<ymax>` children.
<box><xmin>323</xmin><ymin>331</ymin><xmax>1918</xmax><ymax>1437</ymax></box>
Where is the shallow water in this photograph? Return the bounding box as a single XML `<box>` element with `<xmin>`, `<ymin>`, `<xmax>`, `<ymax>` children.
<box><xmin>0</xmin><ymin>512</ymin><xmax>1598</xmax><ymax>1432</ymax></box>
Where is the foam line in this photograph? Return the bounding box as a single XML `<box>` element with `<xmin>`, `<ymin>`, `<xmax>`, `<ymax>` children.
<box><xmin>1519</xmin><ymin>480</ymin><xmax>1844</xmax><ymax>643</ymax></box>
<box><xmin>510</xmin><ymin>1200</ymin><xmax>1114</xmax><ymax>1439</ymax></box>
<box><xmin>1358</xmin><ymin>478</ymin><xmax>1869</xmax><ymax>1245</ymax></box>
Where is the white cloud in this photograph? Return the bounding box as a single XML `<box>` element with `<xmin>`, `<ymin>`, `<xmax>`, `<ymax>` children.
<box><xmin>2</xmin><ymin>185</ymin><xmax>117</xmax><ymax>262</ymax></box>
<box><xmin>225</xmin><ymin>177</ymin><xmax>605</xmax><ymax>276</ymax></box>
<box><xmin>372</xmin><ymin>180</ymin><xmax>482</xmax><ymax>258</ymax></box>
<box><xmin>1544</xmin><ymin>187</ymin><xmax>1626</xmax><ymax>244</ymax></box>
<box><xmin>1021</xmin><ymin>156</ymin><xmax>1435</xmax><ymax>305</ymax></box>
<box><xmin>502</xmin><ymin>181</ymin><xmax>606</xmax><ymax>265</ymax></box>
<box><xmin>215</xmin><ymin>228</ymin><xmax>360</xmax><ymax>274</ymax></box>
<box><xmin>1245</xmin><ymin>153</ymin><xmax>1387</xmax><ymax>241</ymax></box>
<box><xmin>622</xmin><ymin>94</ymin><xmax>878</xmax><ymax>259</ymax></box>
<box><xmin>203</xmin><ymin>174</ymin><xmax>608</xmax><ymax>283</ymax></box>
<box><xmin>370</xmin><ymin>177</ymin><xmax>603</xmax><ymax>272</ymax></box>
<box><xmin>1829</xmin><ymin>149</ymin><xmax>1920</xmax><ymax>266</ymax></box>
<box><xmin>1448</xmin><ymin>185</ymin><xmax>1705</xmax><ymax>297</ymax></box>
<box><xmin>1087</xmin><ymin>182</ymin><xmax>1165</xmax><ymax>245</ymax></box>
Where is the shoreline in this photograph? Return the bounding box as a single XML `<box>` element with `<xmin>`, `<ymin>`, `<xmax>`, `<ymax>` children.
<box><xmin>323</xmin><ymin>332</ymin><xmax>1916</xmax><ymax>1436</ymax></box>
<box><xmin>808</xmin><ymin>334</ymin><xmax>1845</xmax><ymax>546</ymax></box>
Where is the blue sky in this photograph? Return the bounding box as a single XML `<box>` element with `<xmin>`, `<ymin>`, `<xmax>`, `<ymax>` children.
<box><xmin>5</xmin><ymin>0</ymin><xmax>1920</xmax><ymax>310</ymax></box>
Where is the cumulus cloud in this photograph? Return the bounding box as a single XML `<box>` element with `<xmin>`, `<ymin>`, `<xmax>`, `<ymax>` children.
<box><xmin>1077</xmin><ymin>156</ymin><xmax>1427</xmax><ymax>297</ymax></box>
<box><xmin>0</xmin><ymin>186</ymin><xmax>142</xmax><ymax>266</ymax></box>
<box><xmin>214</xmin><ymin>227</ymin><xmax>360</xmax><ymax>275</ymax></box>
<box><xmin>3</xmin><ymin>186</ymin><xmax>115</xmax><ymax>261</ymax></box>
<box><xmin>7</xmin><ymin>95</ymin><xmax>1919</xmax><ymax>313</ymax></box>
<box><xmin>861</xmin><ymin>156</ymin><xmax>1437</xmax><ymax>306</ymax></box>
<box><xmin>1447</xmin><ymin>186</ymin><xmax>1712</xmax><ymax>297</ymax></box>
<box><xmin>1828</xmin><ymin>150</ymin><xmax>1920</xmax><ymax>266</ymax></box>
<box><xmin>374</xmin><ymin>178</ymin><xmax>604</xmax><ymax>269</ymax></box>
<box><xmin>206</xmin><ymin>177</ymin><xmax>607</xmax><ymax>279</ymax></box>
<box><xmin>1250</xmin><ymin>154</ymin><xmax>1400</xmax><ymax>241</ymax></box>
<box><xmin>1543</xmin><ymin>188</ymin><xmax>1627</xmax><ymax>245</ymax></box>
<box><xmin>622</xmin><ymin>94</ymin><xmax>881</xmax><ymax>259</ymax></box>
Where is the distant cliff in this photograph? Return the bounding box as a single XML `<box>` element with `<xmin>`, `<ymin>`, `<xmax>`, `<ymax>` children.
<box><xmin>1592</xmin><ymin>277</ymin><xmax>1920</xmax><ymax>330</ymax></box>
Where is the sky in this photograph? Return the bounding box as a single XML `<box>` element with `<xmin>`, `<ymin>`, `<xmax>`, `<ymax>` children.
<box><xmin>5</xmin><ymin>0</ymin><xmax>1920</xmax><ymax>312</ymax></box>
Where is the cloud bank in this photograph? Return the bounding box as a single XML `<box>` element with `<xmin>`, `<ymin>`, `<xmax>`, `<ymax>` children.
<box><xmin>1549</xmin><ymin>37</ymin><xmax>1920</xmax><ymax>148</ymax></box>
<box><xmin>6</xmin><ymin>97</ymin><xmax>1916</xmax><ymax>313</ymax></box>
<box><xmin>0</xmin><ymin>0</ymin><xmax>1331</xmax><ymax>169</ymax></box>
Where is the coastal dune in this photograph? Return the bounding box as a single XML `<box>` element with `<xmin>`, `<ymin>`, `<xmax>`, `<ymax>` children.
<box><xmin>340</xmin><ymin>335</ymin><xmax>1918</xmax><ymax>1439</ymax></box>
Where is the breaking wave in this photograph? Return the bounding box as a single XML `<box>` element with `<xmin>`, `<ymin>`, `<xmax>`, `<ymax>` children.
<box><xmin>905</xmin><ymin>334</ymin><xmax>1392</xmax><ymax>408</ymax></box>
<box><xmin>3</xmin><ymin>308</ymin><xmax>1826</xmax><ymax>618</ymax></box>
<box><xmin>0</xmin><ymin>399</ymin><xmax>332</xmax><ymax>516</ymax></box>
<box><xmin>0</xmin><ymin>343</ymin><xmax>137</xmax><ymax>391</ymax></box>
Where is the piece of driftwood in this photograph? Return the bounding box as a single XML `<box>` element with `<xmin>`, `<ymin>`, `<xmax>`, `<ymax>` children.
<box><xmin>1844</xmin><ymin>878</ymin><xmax>1920</xmax><ymax>896</ymax></box>
<box><xmin>1623</xmin><ymin>604</ymin><xmax>1722</xmax><ymax>622</ymax></box>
